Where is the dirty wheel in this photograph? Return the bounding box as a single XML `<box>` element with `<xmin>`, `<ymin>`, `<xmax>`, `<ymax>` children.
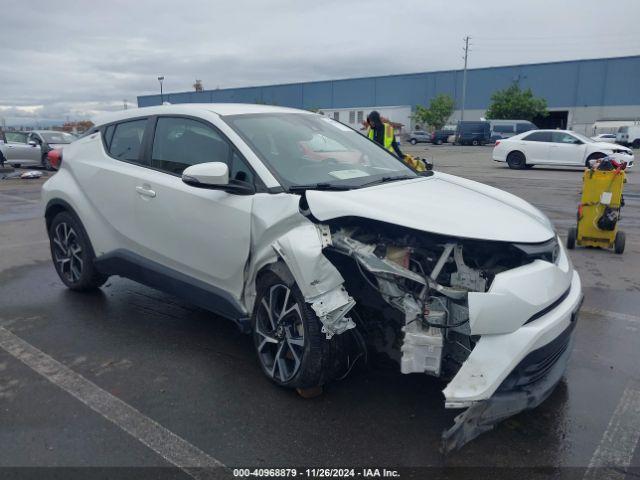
<box><xmin>252</xmin><ymin>268</ymin><xmax>339</xmax><ymax>389</ymax></box>
<box><xmin>567</xmin><ymin>227</ymin><xmax>577</xmax><ymax>250</ymax></box>
<box><xmin>506</xmin><ymin>151</ymin><xmax>526</xmax><ymax>169</ymax></box>
<box><xmin>48</xmin><ymin>212</ymin><xmax>108</xmax><ymax>291</ymax></box>
<box><xmin>614</xmin><ymin>230</ymin><xmax>625</xmax><ymax>254</ymax></box>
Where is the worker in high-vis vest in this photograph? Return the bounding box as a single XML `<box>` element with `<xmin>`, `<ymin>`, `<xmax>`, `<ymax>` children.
<box><xmin>366</xmin><ymin>111</ymin><xmax>427</xmax><ymax>172</ymax></box>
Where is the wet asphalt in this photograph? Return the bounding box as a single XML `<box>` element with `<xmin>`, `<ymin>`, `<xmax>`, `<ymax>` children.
<box><xmin>0</xmin><ymin>148</ymin><xmax>639</xmax><ymax>478</ymax></box>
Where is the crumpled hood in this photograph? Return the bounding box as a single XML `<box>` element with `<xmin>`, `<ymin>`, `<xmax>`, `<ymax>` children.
<box><xmin>592</xmin><ymin>141</ymin><xmax>631</xmax><ymax>152</ymax></box>
<box><xmin>305</xmin><ymin>172</ymin><xmax>555</xmax><ymax>243</ymax></box>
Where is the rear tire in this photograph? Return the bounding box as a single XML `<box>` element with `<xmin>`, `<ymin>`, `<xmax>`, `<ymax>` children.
<box><xmin>506</xmin><ymin>151</ymin><xmax>526</xmax><ymax>169</ymax></box>
<box><xmin>252</xmin><ymin>267</ymin><xmax>343</xmax><ymax>390</ymax></box>
<box><xmin>614</xmin><ymin>231</ymin><xmax>625</xmax><ymax>254</ymax></box>
<box><xmin>632</xmin><ymin>139</ymin><xmax>640</xmax><ymax>149</ymax></box>
<box><xmin>48</xmin><ymin>211</ymin><xmax>108</xmax><ymax>291</ymax></box>
<box><xmin>435</xmin><ymin>139</ymin><xmax>443</xmax><ymax>145</ymax></box>
<box><xmin>472</xmin><ymin>139</ymin><xmax>479</xmax><ymax>146</ymax></box>
<box><xmin>567</xmin><ymin>227</ymin><xmax>577</xmax><ymax>250</ymax></box>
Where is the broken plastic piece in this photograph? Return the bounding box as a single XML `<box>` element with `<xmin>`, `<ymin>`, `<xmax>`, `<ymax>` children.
<box><xmin>310</xmin><ymin>286</ymin><xmax>356</xmax><ymax>338</ymax></box>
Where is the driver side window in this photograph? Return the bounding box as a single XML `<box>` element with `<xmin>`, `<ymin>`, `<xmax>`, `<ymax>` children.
<box><xmin>152</xmin><ymin>117</ymin><xmax>230</xmax><ymax>175</ymax></box>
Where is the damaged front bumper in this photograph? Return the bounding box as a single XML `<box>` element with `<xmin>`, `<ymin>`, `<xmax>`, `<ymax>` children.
<box><xmin>442</xmin><ymin>270</ymin><xmax>583</xmax><ymax>452</ymax></box>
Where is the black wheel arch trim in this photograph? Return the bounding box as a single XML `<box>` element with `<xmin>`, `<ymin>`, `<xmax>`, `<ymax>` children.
<box><xmin>93</xmin><ymin>249</ymin><xmax>251</xmax><ymax>332</ymax></box>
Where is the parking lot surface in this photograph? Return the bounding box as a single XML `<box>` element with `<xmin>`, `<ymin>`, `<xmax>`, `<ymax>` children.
<box><xmin>1</xmin><ymin>147</ymin><xmax>639</xmax><ymax>478</ymax></box>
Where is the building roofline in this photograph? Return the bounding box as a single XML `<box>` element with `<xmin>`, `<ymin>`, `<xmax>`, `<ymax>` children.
<box><xmin>138</xmin><ymin>55</ymin><xmax>640</xmax><ymax>99</ymax></box>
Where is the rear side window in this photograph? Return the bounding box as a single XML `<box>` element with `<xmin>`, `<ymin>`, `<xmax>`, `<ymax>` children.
<box><xmin>523</xmin><ymin>131</ymin><xmax>551</xmax><ymax>142</ymax></box>
<box><xmin>151</xmin><ymin>117</ymin><xmax>230</xmax><ymax>175</ymax></box>
<box><xmin>109</xmin><ymin>119</ymin><xmax>147</xmax><ymax>162</ymax></box>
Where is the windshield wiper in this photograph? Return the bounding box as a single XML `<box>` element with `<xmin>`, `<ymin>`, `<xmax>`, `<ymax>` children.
<box><xmin>288</xmin><ymin>183</ymin><xmax>353</xmax><ymax>193</ymax></box>
<box><xmin>359</xmin><ymin>174</ymin><xmax>416</xmax><ymax>188</ymax></box>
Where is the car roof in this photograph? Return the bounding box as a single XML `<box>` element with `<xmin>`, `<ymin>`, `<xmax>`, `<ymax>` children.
<box><xmin>92</xmin><ymin>103</ymin><xmax>312</xmax><ymax>127</ymax></box>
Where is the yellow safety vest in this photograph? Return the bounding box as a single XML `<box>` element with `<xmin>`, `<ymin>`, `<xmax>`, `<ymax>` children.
<box><xmin>368</xmin><ymin>123</ymin><xmax>396</xmax><ymax>154</ymax></box>
<box><xmin>368</xmin><ymin>122</ymin><xmax>427</xmax><ymax>172</ymax></box>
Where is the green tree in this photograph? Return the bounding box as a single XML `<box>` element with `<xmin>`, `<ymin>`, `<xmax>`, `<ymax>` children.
<box><xmin>412</xmin><ymin>94</ymin><xmax>455</xmax><ymax>131</ymax></box>
<box><xmin>485</xmin><ymin>83</ymin><xmax>548</xmax><ymax>121</ymax></box>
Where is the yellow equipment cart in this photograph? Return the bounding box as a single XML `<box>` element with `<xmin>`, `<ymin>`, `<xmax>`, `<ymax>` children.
<box><xmin>567</xmin><ymin>165</ymin><xmax>626</xmax><ymax>254</ymax></box>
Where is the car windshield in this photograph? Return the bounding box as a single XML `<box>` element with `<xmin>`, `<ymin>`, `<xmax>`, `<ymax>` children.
<box><xmin>223</xmin><ymin>113</ymin><xmax>417</xmax><ymax>190</ymax></box>
<box><xmin>41</xmin><ymin>132</ymin><xmax>76</xmax><ymax>144</ymax></box>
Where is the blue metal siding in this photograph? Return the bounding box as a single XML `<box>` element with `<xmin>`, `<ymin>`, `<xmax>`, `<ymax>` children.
<box><xmin>137</xmin><ymin>55</ymin><xmax>640</xmax><ymax>110</ymax></box>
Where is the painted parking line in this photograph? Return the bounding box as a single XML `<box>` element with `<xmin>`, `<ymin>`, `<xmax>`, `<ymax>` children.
<box><xmin>0</xmin><ymin>326</ymin><xmax>225</xmax><ymax>479</ymax></box>
<box><xmin>581</xmin><ymin>307</ymin><xmax>640</xmax><ymax>324</ymax></box>
<box><xmin>583</xmin><ymin>381</ymin><xmax>640</xmax><ymax>480</ymax></box>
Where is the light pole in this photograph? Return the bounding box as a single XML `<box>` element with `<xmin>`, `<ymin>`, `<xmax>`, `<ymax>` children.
<box><xmin>460</xmin><ymin>36</ymin><xmax>470</xmax><ymax>122</ymax></box>
<box><xmin>157</xmin><ymin>76</ymin><xmax>165</xmax><ymax>104</ymax></box>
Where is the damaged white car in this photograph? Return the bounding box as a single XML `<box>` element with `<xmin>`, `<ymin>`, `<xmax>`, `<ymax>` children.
<box><xmin>42</xmin><ymin>104</ymin><xmax>583</xmax><ymax>451</ymax></box>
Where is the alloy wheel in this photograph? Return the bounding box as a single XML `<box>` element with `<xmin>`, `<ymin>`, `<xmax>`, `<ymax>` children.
<box><xmin>52</xmin><ymin>222</ymin><xmax>83</xmax><ymax>283</ymax></box>
<box><xmin>255</xmin><ymin>284</ymin><xmax>305</xmax><ymax>383</ymax></box>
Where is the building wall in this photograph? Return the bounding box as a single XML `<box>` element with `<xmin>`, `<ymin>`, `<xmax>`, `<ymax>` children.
<box><xmin>138</xmin><ymin>56</ymin><xmax>640</xmax><ymax>132</ymax></box>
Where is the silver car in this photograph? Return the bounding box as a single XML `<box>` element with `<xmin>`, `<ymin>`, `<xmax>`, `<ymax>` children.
<box><xmin>28</xmin><ymin>130</ymin><xmax>76</xmax><ymax>169</ymax></box>
<box><xmin>0</xmin><ymin>131</ymin><xmax>42</xmax><ymax>167</ymax></box>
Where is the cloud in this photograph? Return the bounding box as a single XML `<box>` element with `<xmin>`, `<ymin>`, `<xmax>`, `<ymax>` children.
<box><xmin>0</xmin><ymin>0</ymin><xmax>638</xmax><ymax>126</ymax></box>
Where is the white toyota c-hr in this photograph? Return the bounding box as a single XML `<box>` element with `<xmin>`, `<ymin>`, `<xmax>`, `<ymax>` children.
<box><xmin>42</xmin><ymin>104</ymin><xmax>583</xmax><ymax>451</ymax></box>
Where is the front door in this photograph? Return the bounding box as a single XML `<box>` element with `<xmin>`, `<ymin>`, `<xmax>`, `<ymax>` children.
<box><xmin>548</xmin><ymin>132</ymin><xmax>586</xmax><ymax>165</ymax></box>
<box><xmin>132</xmin><ymin>116</ymin><xmax>254</xmax><ymax>301</ymax></box>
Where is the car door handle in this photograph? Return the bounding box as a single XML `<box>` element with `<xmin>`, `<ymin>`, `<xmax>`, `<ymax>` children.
<box><xmin>135</xmin><ymin>185</ymin><xmax>156</xmax><ymax>198</ymax></box>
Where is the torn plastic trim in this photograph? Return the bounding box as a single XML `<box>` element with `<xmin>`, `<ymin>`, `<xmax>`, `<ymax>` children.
<box><xmin>441</xmin><ymin>317</ymin><xmax>577</xmax><ymax>453</ymax></box>
<box><xmin>271</xmin><ymin>223</ymin><xmax>356</xmax><ymax>339</ymax></box>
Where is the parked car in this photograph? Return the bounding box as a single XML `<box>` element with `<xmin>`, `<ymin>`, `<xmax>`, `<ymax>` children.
<box><xmin>407</xmin><ymin>130</ymin><xmax>431</xmax><ymax>145</ymax></box>
<box><xmin>616</xmin><ymin>125</ymin><xmax>640</xmax><ymax>148</ymax></box>
<box><xmin>27</xmin><ymin>130</ymin><xmax>76</xmax><ymax>169</ymax></box>
<box><xmin>590</xmin><ymin>133</ymin><xmax>617</xmax><ymax>143</ymax></box>
<box><xmin>455</xmin><ymin>121</ymin><xmax>491</xmax><ymax>145</ymax></box>
<box><xmin>489</xmin><ymin>120</ymin><xmax>537</xmax><ymax>142</ymax></box>
<box><xmin>493</xmin><ymin>129</ymin><xmax>634</xmax><ymax>169</ymax></box>
<box><xmin>42</xmin><ymin>103</ymin><xmax>583</xmax><ymax>451</ymax></box>
<box><xmin>431</xmin><ymin>129</ymin><xmax>455</xmax><ymax>145</ymax></box>
<box><xmin>0</xmin><ymin>131</ymin><xmax>42</xmax><ymax>168</ymax></box>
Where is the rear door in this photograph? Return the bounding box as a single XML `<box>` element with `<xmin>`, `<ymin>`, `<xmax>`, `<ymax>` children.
<box><xmin>548</xmin><ymin>132</ymin><xmax>586</xmax><ymax>165</ymax></box>
<box><xmin>520</xmin><ymin>131</ymin><xmax>552</xmax><ymax>163</ymax></box>
<box><xmin>71</xmin><ymin>118</ymin><xmax>150</xmax><ymax>253</ymax></box>
<box><xmin>131</xmin><ymin>115</ymin><xmax>255</xmax><ymax>300</ymax></box>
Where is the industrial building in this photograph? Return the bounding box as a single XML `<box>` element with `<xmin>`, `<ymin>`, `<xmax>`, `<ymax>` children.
<box><xmin>137</xmin><ymin>55</ymin><xmax>640</xmax><ymax>135</ymax></box>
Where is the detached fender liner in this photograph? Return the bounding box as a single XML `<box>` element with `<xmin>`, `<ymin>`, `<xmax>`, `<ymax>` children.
<box><xmin>441</xmin><ymin>305</ymin><xmax>580</xmax><ymax>453</ymax></box>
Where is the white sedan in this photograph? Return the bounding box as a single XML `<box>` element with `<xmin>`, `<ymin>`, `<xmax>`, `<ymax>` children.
<box><xmin>493</xmin><ymin>129</ymin><xmax>634</xmax><ymax>169</ymax></box>
<box><xmin>590</xmin><ymin>133</ymin><xmax>618</xmax><ymax>143</ymax></box>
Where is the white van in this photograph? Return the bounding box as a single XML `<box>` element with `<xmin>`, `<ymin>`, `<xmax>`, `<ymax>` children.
<box><xmin>616</xmin><ymin>126</ymin><xmax>640</xmax><ymax>148</ymax></box>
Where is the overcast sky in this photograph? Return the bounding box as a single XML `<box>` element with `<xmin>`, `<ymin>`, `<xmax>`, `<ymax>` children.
<box><xmin>1</xmin><ymin>0</ymin><xmax>639</xmax><ymax>126</ymax></box>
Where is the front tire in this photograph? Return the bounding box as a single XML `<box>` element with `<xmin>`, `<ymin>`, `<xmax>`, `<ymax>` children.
<box><xmin>48</xmin><ymin>211</ymin><xmax>108</xmax><ymax>291</ymax></box>
<box><xmin>410</xmin><ymin>138</ymin><xmax>417</xmax><ymax>145</ymax></box>
<box><xmin>252</xmin><ymin>268</ymin><xmax>340</xmax><ymax>389</ymax></box>
<box><xmin>506</xmin><ymin>151</ymin><xmax>526</xmax><ymax>169</ymax></box>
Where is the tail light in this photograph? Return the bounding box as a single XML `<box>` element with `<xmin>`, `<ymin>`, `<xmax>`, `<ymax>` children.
<box><xmin>495</xmin><ymin>141</ymin><xmax>501</xmax><ymax>147</ymax></box>
<box><xmin>47</xmin><ymin>149</ymin><xmax>62</xmax><ymax>170</ymax></box>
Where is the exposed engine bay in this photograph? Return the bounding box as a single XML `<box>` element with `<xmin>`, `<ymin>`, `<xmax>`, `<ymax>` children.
<box><xmin>321</xmin><ymin>218</ymin><xmax>559</xmax><ymax>377</ymax></box>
